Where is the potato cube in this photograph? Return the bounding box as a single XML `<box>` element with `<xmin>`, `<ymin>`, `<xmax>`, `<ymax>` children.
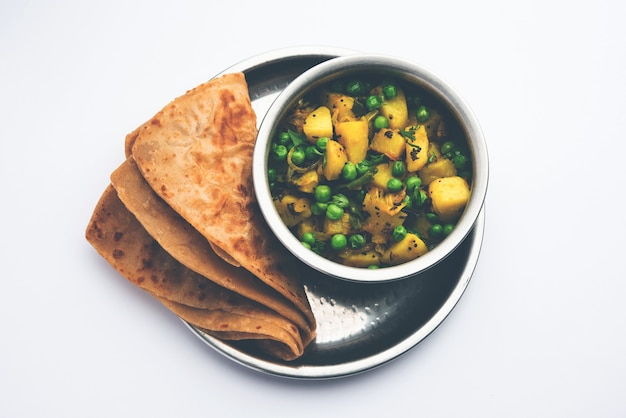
<box><xmin>379</xmin><ymin>88</ymin><xmax>408</xmax><ymax>129</ymax></box>
<box><xmin>428</xmin><ymin>176</ymin><xmax>471</xmax><ymax>222</ymax></box>
<box><xmin>334</xmin><ymin>118</ymin><xmax>369</xmax><ymax>164</ymax></box>
<box><xmin>322</xmin><ymin>139</ymin><xmax>348</xmax><ymax>180</ymax></box>
<box><xmin>405</xmin><ymin>125</ymin><xmax>429</xmax><ymax>172</ymax></box>
<box><xmin>419</xmin><ymin>158</ymin><xmax>457</xmax><ymax>185</ymax></box>
<box><xmin>339</xmin><ymin>249</ymin><xmax>381</xmax><ymax>268</ymax></box>
<box><xmin>325</xmin><ymin>92</ymin><xmax>356</xmax><ymax>122</ymax></box>
<box><xmin>371</xmin><ymin>162</ymin><xmax>393</xmax><ymax>190</ymax></box>
<box><xmin>303</xmin><ymin>106</ymin><xmax>333</xmax><ymax>143</ymax></box>
<box><xmin>323</xmin><ymin>213</ymin><xmax>351</xmax><ymax>236</ymax></box>
<box><xmin>273</xmin><ymin>195</ymin><xmax>312</xmax><ymax>227</ymax></box>
<box><xmin>370</xmin><ymin>128</ymin><xmax>406</xmax><ymax>160</ymax></box>
<box><xmin>292</xmin><ymin>169</ymin><xmax>319</xmax><ymax>193</ymax></box>
<box><xmin>381</xmin><ymin>233</ymin><xmax>428</xmax><ymax>265</ymax></box>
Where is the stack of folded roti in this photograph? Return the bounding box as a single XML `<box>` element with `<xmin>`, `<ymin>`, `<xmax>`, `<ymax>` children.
<box><xmin>86</xmin><ymin>73</ymin><xmax>316</xmax><ymax>361</ymax></box>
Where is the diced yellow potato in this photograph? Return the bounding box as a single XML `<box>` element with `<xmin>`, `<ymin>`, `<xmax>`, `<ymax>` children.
<box><xmin>413</xmin><ymin>215</ymin><xmax>434</xmax><ymax>239</ymax></box>
<box><xmin>419</xmin><ymin>158</ymin><xmax>457</xmax><ymax>185</ymax></box>
<box><xmin>303</xmin><ymin>106</ymin><xmax>333</xmax><ymax>143</ymax></box>
<box><xmin>361</xmin><ymin>187</ymin><xmax>408</xmax><ymax>244</ymax></box>
<box><xmin>297</xmin><ymin>218</ymin><xmax>316</xmax><ymax>236</ymax></box>
<box><xmin>273</xmin><ymin>195</ymin><xmax>312</xmax><ymax>227</ymax></box>
<box><xmin>297</xmin><ymin>218</ymin><xmax>331</xmax><ymax>241</ymax></box>
<box><xmin>322</xmin><ymin>139</ymin><xmax>348</xmax><ymax>180</ymax></box>
<box><xmin>381</xmin><ymin>233</ymin><xmax>428</xmax><ymax>265</ymax></box>
<box><xmin>338</xmin><ymin>249</ymin><xmax>381</xmax><ymax>268</ymax></box>
<box><xmin>379</xmin><ymin>88</ymin><xmax>408</xmax><ymax>129</ymax></box>
<box><xmin>370</xmin><ymin>128</ymin><xmax>406</xmax><ymax>160</ymax></box>
<box><xmin>323</xmin><ymin>213</ymin><xmax>351</xmax><ymax>236</ymax></box>
<box><xmin>427</xmin><ymin>142</ymin><xmax>442</xmax><ymax>160</ymax></box>
<box><xmin>428</xmin><ymin>176</ymin><xmax>471</xmax><ymax>222</ymax></box>
<box><xmin>334</xmin><ymin>118</ymin><xmax>369</xmax><ymax>164</ymax></box>
<box><xmin>405</xmin><ymin>125</ymin><xmax>429</xmax><ymax>172</ymax></box>
<box><xmin>325</xmin><ymin>92</ymin><xmax>356</xmax><ymax>122</ymax></box>
<box><xmin>292</xmin><ymin>169</ymin><xmax>319</xmax><ymax>193</ymax></box>
<box><xmin>371</xmin><ymin>162</ymin><xmax>394</xmax><ymax>190</ymax></box>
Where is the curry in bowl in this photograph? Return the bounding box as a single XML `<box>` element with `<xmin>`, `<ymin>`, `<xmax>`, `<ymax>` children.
<box><xmin>265</xmin><ymin>74</ymin><xmax>472</xmax><ymax>269</ymax></box>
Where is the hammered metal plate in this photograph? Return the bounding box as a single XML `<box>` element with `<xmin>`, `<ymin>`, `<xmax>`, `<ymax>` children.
<box><xmin>185</xmin><ymin>47</ymin><xmax>485</xmax><ymax>379</ymax></box>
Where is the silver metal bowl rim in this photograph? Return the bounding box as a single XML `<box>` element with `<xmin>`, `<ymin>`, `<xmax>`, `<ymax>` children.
<box><xmin>253</xmin><ymin>54</ymin><xmax>489</xmax><ymax>283</ymax></box>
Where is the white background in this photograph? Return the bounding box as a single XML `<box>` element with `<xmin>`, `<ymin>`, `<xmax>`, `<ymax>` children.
<box><xmin>2</xmin><ymin>1</ymin><xmax>625</xmax><ymax>416</ymax></box>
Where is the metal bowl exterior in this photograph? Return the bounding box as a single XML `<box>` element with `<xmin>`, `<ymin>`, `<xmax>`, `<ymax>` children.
<box><xmin>253</xmin><ymin>54</ymin><xmax>488</xmax><ymax>283</ymax></box>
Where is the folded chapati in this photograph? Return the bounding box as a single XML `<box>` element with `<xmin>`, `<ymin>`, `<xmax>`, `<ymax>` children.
<box><xmin>130</xmin><ymin>72</ymin><xmax>316</xmax><ymax>332</ymax></box>
<box><xmin>85</xmin><ymin>185</ymin><xmax>304</xmax><ymax>360</ymax></box>
<box><xmin>110</xmin><ymin>157</ymin><xmax>314</xmax><ymax>344</ymax></box>
<box><xmin>157</xmin><ymin>297</ymin><xmax>304</xmax><ymax>360</ymax></box>
<box><xmin>125</xmin><ymin>122</ymin><xmax>241</xmax><ymax>268</ymax></box>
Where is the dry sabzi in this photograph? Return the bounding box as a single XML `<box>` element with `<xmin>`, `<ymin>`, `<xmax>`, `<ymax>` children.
<box><xmin>268</xmin><ymin>75</ymin><xmax>473</xmax><ymax>269</ymax></box>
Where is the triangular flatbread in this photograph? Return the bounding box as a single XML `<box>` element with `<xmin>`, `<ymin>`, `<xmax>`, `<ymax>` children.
<box><xmin>85</xmin><ymin>185</ymin><xmax>304</xmax><ymax>360</ymax></box>
<box><xmin>110</xmin><ymin>157</ymin><xmax>314</xmax><ymax>344</ymax></box>
<box><xmin>131</xmin><ymin>72</ymin><xmax>316</xmax><ymax>332</ymax></box>
<box><xmin>126</xmin><ymin>123</ymin><xmax>241</xmax><ymax>268</ymax></box>
<box><xmin>158</xmin><ymin>297</ymin><xmax>304</xmax><ymax>360</ymax></box>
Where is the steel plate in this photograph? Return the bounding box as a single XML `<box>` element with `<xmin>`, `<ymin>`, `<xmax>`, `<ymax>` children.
<box><xmin>185</xmin><ymin>47</ymin><xmax>486</xmax><ymax>379</ymax></box>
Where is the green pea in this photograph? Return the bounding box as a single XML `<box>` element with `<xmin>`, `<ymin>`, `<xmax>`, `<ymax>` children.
<box><xmin>429</xmin><ymin>223</ymin><xmax>444</xmax><ymax>238</ymax></box>
<box><xmin>402</xmin><ymin>195</ymin><xmax>413</xmax><ymax>209</ymax></box>
<box><xmin>383</xmin><ymin>84</ymin><xmax>397</xmax><ymax>100</ymax></box>
<box><xmin>373</xmin><ymin>115</ymin><xmax>389</xmax><ymax>130</ymax></box>
<box><xmin>392</xmin><ymin>161</ymin><xmax>406</xmax><ymax>177</ymax></box>
<box><xmin>387</xmin><ymin>178</ymin><xmax>403</xmax><ymax>193</ymax></box>
<box><xmin>425</xmin><ymin>212</ymin><xmax>439</xmax><ymax>223</ymax></box>
<box><xmin>346</xmin><ymin>80</ymin><xmax>365</xmax><ymax>95</ymax></box>
<box><xmin>302</xmin><ymin>232</ymin><xmax>316</xmax><ymax>246</ymax></box>
<box><xmin>416</xmin><ymin>105</ymin><xmax>430</xmax><ymax>122</ymax></box>
<box><xmin>452</xmin><ymin>154</ymin><xmax>468</xmax><ymax>170</ymax></box>
<box><xmin>342</xmin><ymin>162</ymin><xmax>357</xmax><ymax>181</ymax></box>
<box><xmin>411</xmin><ymin>187</ymin><xmax>428</xmax><ymax>207</ymax></box>
<box><xmin>366</xmin><ymin>95</ymin><xmax>383</xmax><ymax>111</ymax></box>
<box><xmin>291</xmin><ymin>147</ymin><xmax>305</xmax><ymax>165</ymax></box>
<box><xmin>458</xmin><ymin>169</ymin><xmax>471</xmax><ymax>180</ymax></box>
<box><xmin>272</xmin><ymin>144</ymin><xmax>288</xmax><ymax>160</ymax></box>
<box><xmin>311</xmin><ymin>201</ymin><xmax>328</xmax><ymax>216</ymax></box>
<box><xmin>301</xmin><ymin>241</ymin><xmax>311</xmax><ymax>249</ymax></box>
<box><xmin>367</xmin><ymin>265</ymin><xmax>380</xmax><ymax>269</ymax></box>
<box><xmin>331</xmin><ymin>193</ymin><xmax>350</xmax><ymax>208</ymax></box>
<box><xmin>316</xmin><ymin>137</ymin><xmax>329</xmax><ymax>151</ymax></box>
<box><xmin>277</xmin><ymin>131</ymin><xmax>291</xmax><ymax>146</ymax></box>
<box><xmin>441</xmin><ymin>141</ymin><xmax>456</xmax><ymax>155</ymax></box>
<box><xmin>392</xmin><ymin>225</ymin><xmax>407</xmax><ymax>242</ymax></box>
<box><xmin>443</xmin><ymin>224</ymin><xmax>454</xmax><ymax>236</ymax></box>
<box><xmin>405</xmin><ymin>175</ymin><xmax>421</xmax><ymax>191</ymax></box>
<box><xmin>267</xmin><ymin>168</ymin><xmax>277</xmax><ymax>183</ymax></box>
<box><xmin>330</xmin><ymin>233</ymin><xmax>348</xmax><ymax>251</ymax></box>
<box><xmin>348</xmin><ymin>234</ymin><xmax>365</xmax><ymax>249</ymax></box>
<box><xmin>356</xmin><ymin>160</ymin><xmax>371</xmax><ymax>176</ymax></box>
<box><xmin>305</xmin><ymin>145</ymin><xmax>322</xmax><ymax>160</ymax></box>
<box><xmin>314</xmin><ymin>185</ymin><xmax>332</xmax><ymax>203</ymax></box>
<box><xmin>326</xmin><ymin>203</ymin><xmax>344</xmax><ymax>220</ymax></box>
<box><xmin>417</xmin><ymin>189</ymin><xmax>428</xmax><ymax>205</ymax></box>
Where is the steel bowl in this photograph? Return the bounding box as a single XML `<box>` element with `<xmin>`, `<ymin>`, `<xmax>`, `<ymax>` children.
<box><xmin>253</xmin><ymin>54</ymin><xmax>488</xmax><ymax>283</ymax></box>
